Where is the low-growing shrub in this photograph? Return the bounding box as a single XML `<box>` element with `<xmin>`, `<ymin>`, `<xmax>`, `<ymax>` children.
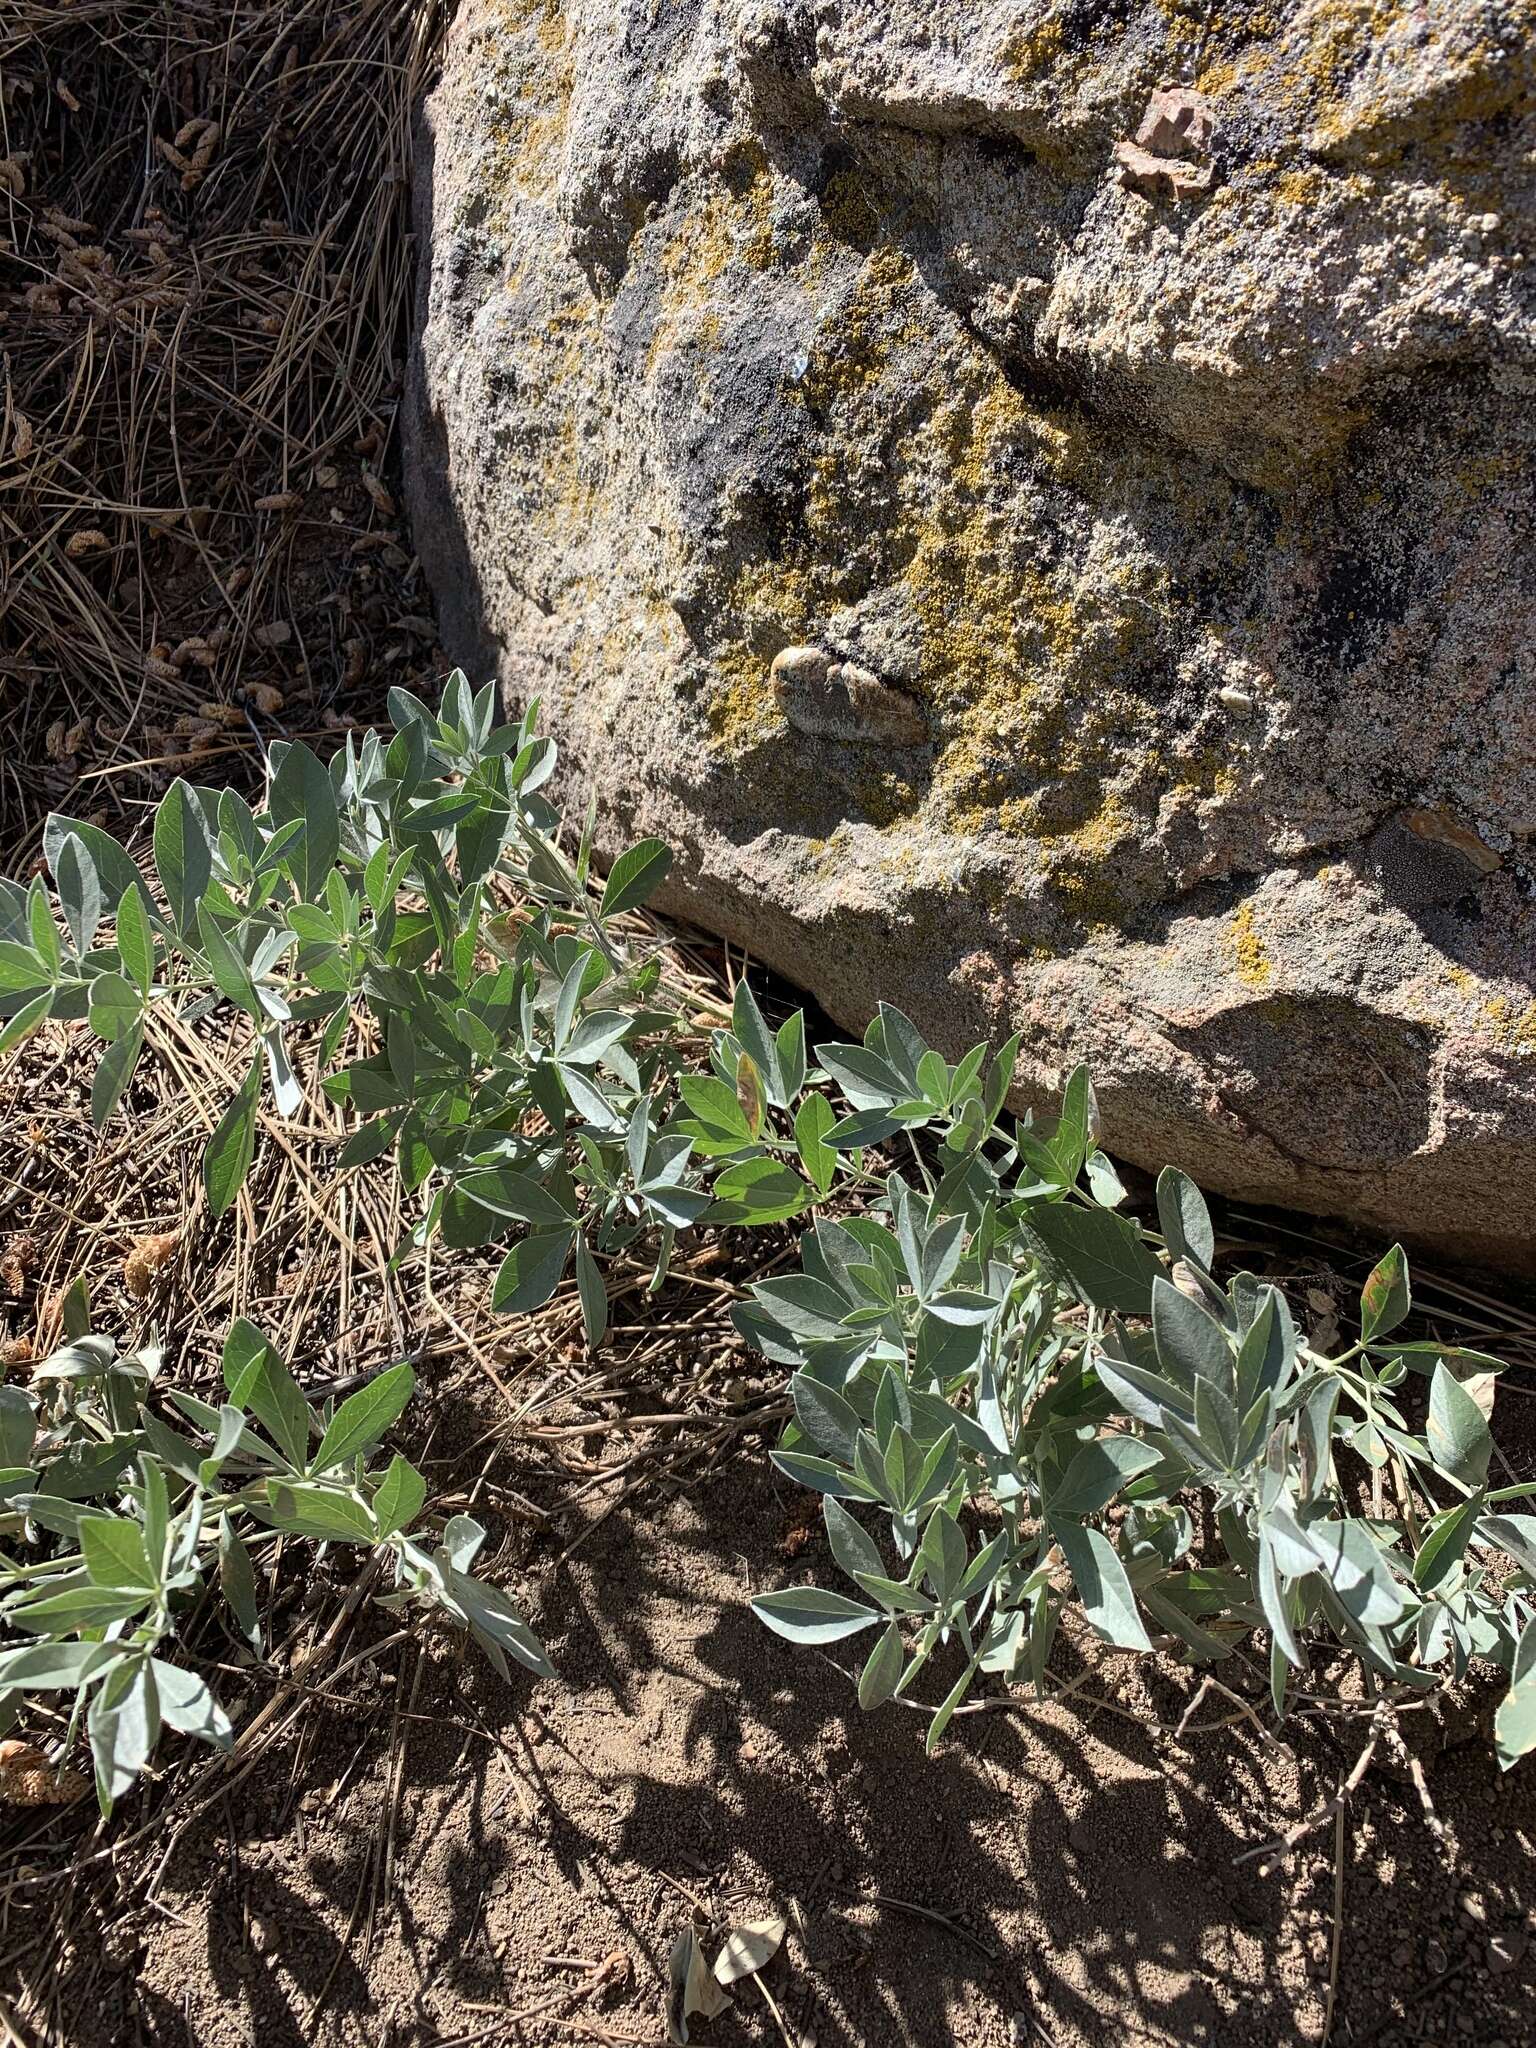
<box><xmin>0</xmin><ymin>1290</ymin><xmax>549</xmax><ymax>1811</ymax></box>
<box><xmin>1</xmin><ymin>675</ymin><xmax>1532</xmax><ymax>1806</ymax></box>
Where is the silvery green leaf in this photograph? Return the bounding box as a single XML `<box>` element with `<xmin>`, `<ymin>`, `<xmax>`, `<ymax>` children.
<box><xmin>1257</xmin><ymin>1531</ymin><xmax>1304</xmax><ymax>1667</ymax></box>
<box><xmin>1427</xmin><ymin>1362</ymin><xmax>1492</xmax><ymax>1488</ymax></box>
<box><xmin>925</xmin><ymin>1289</ymin><xmax>998</xmax><ymax>1326</ymax></box>
<box><xmin>372</xmin><ymin>1454</ymin><xmax>428</xmax><ymax>1537</ymax></box>
<box><xmin>454</xmin><ymin>1166</ymin><xmax>574</xmax><ymax>1228</ymax></box>
<box><xmin>1091</xmin><ymin>1337</ymin><xmax>1190</xmax><ymax>1432</ymax></box>
<box><xmin>916</xmin><ymin>1213</ymin><xmax>967</xmax><ymax>1301</ymax></box>
<box><xmin>574</xmin><ymin>1232</ymin><xmax>608</xmax><ymax>1349</ymax></box>
<box><xmin>1050</xmin><ymin>1435</ymin><xmax>1161</xmax><ymax>1518</ymax></box>
<box><xmin>599</xmin><ymin>836</ymin><xmax>671</xmax><ymax>919</ymax></box>
<box><xmin>731</xmin><ymin>978</ymin><xmax>784</xmax><ymax>1105</ymax></box>
<box><xmin>152</xmin><ymin>781</ymin><xmax>213</xmax><ymax>935</ymax></box>
<box><xmin>492</xmin><ymin>1230</ymin><xmax>573</xmax><ymax>1315</ymax></box>
<box><xmin>311</xmin><ymin>1362</ymin><xmax>414</xmax><ymax>1473</ymax></box>
<box><xmin>446</xmin><ymin>1567</ymin><xmax>555</xmax><ymax>1679</ymax></box>
<box><xmin>0</xmin><ymin>1640</ymin><xmax>122</xmax><ymax>1697</ymax></box>
<box><xmin>1306</xmin><ymin>1519</ymin><xmax>1408</xmax><ymax>1628</ymax></box>
<box><xmin>80</xmin><ymin>1513</ymin><xmax>156</xmax><ymax>1592</ymax></box>
<box><xmin>261</xmin><ymin>1027</ymin><xmax>304</xmax><ymax>1116</ymax></box>
<box><xmin>90</xmin><ymin>1021</ymin><xmax>144</xmax><ymax>1126</ymax></box>
<box><xmin>1156</xmin><ymin>1166</ymin><xmax>1215</xmax><ymax>1271</ymax></box>
<box><xmin>792</xmin><ymin>1374</ymin><xmax>861</xmax><ymax>1462</ymax></box>
<box><xmin>268</xmin><ymin>741</ymin><xmax>340</xmax><ymax>900</ymax></box>
<box><xmin>222</xmin><ymin>1319</ymin><xmax>312</xmax><ymax>1470</ymax></box>
<box><xmin>88</xmin><ymin>1659</ymin><xmax>159</xmax><ymax>1814</ymax></box>
<box><xmin>979</xmin><ymin>1606</ymin><xmax>1028</xmax><ymax>1676</ymax></box>
<box><xmin>152</xmin><ymin>1660</ymin><xmax>232</xmax><ymax>1748</ymax></box>
<box><xmin>1296</xmin><ymin>1378</ymin><xmax>1340</xmax><ymax>1501</ymax></box>
<box><xmin>814</xmin><ymin>1042</ymin><xmax>904</xmax><ymax>1112</ymax></box>
<box><xmin>204</xmin><ymin>1055</ymin><xmax>261</xmax><ymax>1217</ymax></box>
<box><xmin>1235</xmin><ymin>1287</ymin><xmax>1295</xmax><ymax>1411</ymax></box>
<box><xmin>1023</xmin><ymin>1204</ymin><xmax>1161</xmax><ymax>1315</ymax></box>
<box><xmin>1412</xmin><ymin>1492</ymin><xmax>1484</xmax><ymax>1591</ymax></box>
<box><xmin>770</xmin><ymin>1448</ymin><xmax>866</xmax><ymax>1498</ymax></box>
<box><xmin>1478</xmin><ymin>1513</ymin><xmax>1536</xmax><ymax>1579</ymax></box>
<box><xmin>1495</xmin><ymin>1624</ymin><xmax>1536</xmax><ymax>1770</ymax></box>
<box><xmin>54</xmin><ymin>833</ymin><xmax>102</xmax><ymax>955</ymax></box>
<box><xmin>775</xmin><ymin>1009</ymin><xmax>807</xmax><ymax>1103</ymax></box>
<box><xmin>558</xmin><ymin>1062</ymin><xmax>626</xmax><ymax>1132</ymax></box>
<box><xmin>1047</xmin><ymin>1063</ymin><xmax>1096</xmax><ymax>1181</ymax></box>
<box><xmin>823</xmin><ymin>1496</ymin><xmax>883</xmax><ymax>1580</ymax></box>
<box><xmin>1052</xmin><ymin>1521</ymin><xmax>1151</xmax><ymax>1651</ymax></box>
<box><xmin>868</xmin><ymin>1004</ymin><xmax>927</xmax><ymax>1095</ymax></box>
<box><xmin>1193</xmin><ymin>1375</ymin><xmax>1241</xmax><ymax>1471</ymax></box>
<box><xmin>753</xmin><ymin>1586</ymin><xmax>881</xmax><ymax>1644</ymax></box>
<box><xmin>218</xmin><ymin>1514</ymin><xmax>262</xmax><ymax>1654</ymax></box>
<box><xmin>1084</xmin><ymin>1150</ymin><xmax>1126</xmax><ymax>1207</ymax></box>
<box><xmin>0</xmin><ymin>1386</ymin><xmax>35</xmax><ymax>1468</ymax></box>
<box><xmin>260</xmin><ymin>1482</ymin><xmax>376</xmax><ymax>1544</ymax></box>
<box><xmin>87</xmin><ymin>972</ymin><xmax>140</xmax><ymax>1045</ymax></box>
<box><xmin>29</xmin><ymin>1332</ymin><xmax>117</xmax><ymax>1382</ymax></box>
<box><xmin>439</xmin><ymin>1514</ymin><xmax>486</xmax><ymax>1573</ymax></box>
<box><xmin>757</xmin><ymin>1276</ymin><xmax>856</xmax><ymax>1346</ymax></box>
<box><xmin>563</xmin><ymin>1009</ymin><xmax>631</xmax><ymax>1065</ymax></box>
<box><xmin>1260</xmin><ymin>1500</ymin><xmax>1324</xmax><ymax>1578</ymax></box>
<box><xmin>917</xmin><ymin>1505</ymin><xmax>969</xmax><ymax>1602</ymax></box>
<box><xmin>1359</xmin><ymin>1243</ymin><xmax>1411</xmax><ymax>1344</ymax></box>
<box><xmin>1152</xmin><ymin>1278</ymin><xmax>1232</xmax><ymax>1393</ymax></box>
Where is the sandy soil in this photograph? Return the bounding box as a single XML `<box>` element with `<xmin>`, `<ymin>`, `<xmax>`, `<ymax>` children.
<box><xmin>28</xmin><ymin>1448</ymin><xmax>1528</xmax><ymax>2048</ymax></box>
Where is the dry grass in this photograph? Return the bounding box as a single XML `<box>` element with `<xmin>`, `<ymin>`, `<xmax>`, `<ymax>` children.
<box><xmin>0</xmin><ymin>0</ymin><xmax>447</xmax><ymax>869</ymax></box>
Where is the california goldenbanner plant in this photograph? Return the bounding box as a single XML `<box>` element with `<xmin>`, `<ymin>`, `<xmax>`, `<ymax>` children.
<box><xmin>0</xmin><ymin>1291</ymin><xmax>551</xmax><ymax>1813</ymax></box>
<box><xmin>0</xmin><ymin>674</ymin><xmax>1532</xmax><ymax>1809</ymax></box>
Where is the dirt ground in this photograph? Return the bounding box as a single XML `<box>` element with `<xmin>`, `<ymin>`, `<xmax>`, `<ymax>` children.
<box><xmin>5</xmin><ymin>1433</ymin><xmax>1528</xmax><ymax>2048</ymax></box>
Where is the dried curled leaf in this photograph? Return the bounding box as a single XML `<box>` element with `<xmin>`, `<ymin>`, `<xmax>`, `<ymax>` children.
<box><xmin>713</xmin><ymin>1916</ymin><xmax>786</xmax><ymax>1986</ymax></box>
<box><xmin>0</xmin><ymin>1234</ymin><xmax>39</xmax><ymax>1296</ymax></box>
<box><xmin>665</xmin><ymin>1927</ymin><xmax>731</xmax><ymax>2045</ymax></box>
<box><xmin>124</xmin><ymin>1232</ymin><xmax>178</xmax><ymax>1298</ymax></box>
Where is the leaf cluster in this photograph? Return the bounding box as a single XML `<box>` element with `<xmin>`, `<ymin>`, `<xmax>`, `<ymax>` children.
<box><xmin>0</xmin><ymin>1290</ymin><xmax>547</xmax><ymax>1813</ymax></box>
<box><xmin>4</xmin><ymin>678</ymin><xmax>1532</xmax><ymax>1783</ymax></box>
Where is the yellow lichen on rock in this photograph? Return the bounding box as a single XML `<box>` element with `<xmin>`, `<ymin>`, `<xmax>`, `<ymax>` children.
<box><xmin>1230</xmin><ymin>900</ymin><xmax>1276</xmax><ymax>990</ymax></box>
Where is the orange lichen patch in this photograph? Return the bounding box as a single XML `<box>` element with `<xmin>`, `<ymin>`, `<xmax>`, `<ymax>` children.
<box><xmin>1230</xmin><ymin>900</ymin><xmax>1275</xmax><ymax>989</ymax></box>
<box><xmin>1180</xmin><ymin>1</ymin><xmax>1528</xmax><ymax>167</ymax></box>
<box><xmin>999</xmin><ymin>10</ymin><xmax>1066</xmax><ymax>79</ymax></box>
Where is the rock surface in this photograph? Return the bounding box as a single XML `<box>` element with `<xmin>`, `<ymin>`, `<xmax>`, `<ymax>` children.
<box><xmin>406</xmin><ymin>0</ymin><xmax>1536</xmax><ymax>1269</ymax></box>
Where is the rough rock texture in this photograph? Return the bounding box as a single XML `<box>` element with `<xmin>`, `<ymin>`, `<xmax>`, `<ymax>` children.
<box><xmin>407</xmin><ymin>0</ymin><xmax>1536</xmax><ymax>1270</ymax></box>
